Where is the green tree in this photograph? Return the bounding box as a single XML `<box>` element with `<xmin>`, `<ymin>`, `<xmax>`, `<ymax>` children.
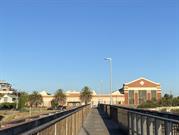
<box><xmin>172</xmin><ymin>97</ymin><xmax>179</xmax><ymax>106</ymax></box>
<box><xmin>28</xmin><ymin>91</ymin><xmax>43</xmax><ymax>107</ymax></box>
<box><xmin>0</xmin><ymin>93</ymin><xmax>4</xmax><ymax>97</ymax></box>
<box><xmin>51</xmin><ymin>99</ymin><xmax>59</xmax><ymax>109</ymax></box>
<box><xmin>159</xmin><ymin>94</ymin><xmax>173</xmax><ymax>106</ymax></box>
<box><xmin>138</xmin><ymin>99</ymin><xmax>159</xmax><ymax>108</ymax></box>
<box><xmin>18</xmin><ymin>92</ymin><xmax>29</xmax><ymax>110</ymax></box>
<box><xmin>80</xmin><ymin>86</ymin><xmax>92</xmax><ymax>105</ymax></box>
<box><xmin>54</xmin><ymin>89</ymin><xmax>66</xmax><ymax>106</ymax></box>
<box><xmin>138</xmin><ymin>93</ymin><xmax>179</xmax><ymax>108</ymax></box>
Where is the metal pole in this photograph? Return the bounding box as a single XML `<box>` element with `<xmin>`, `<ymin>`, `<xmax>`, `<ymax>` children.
<box><xmin>105</xmin><ymin>58</ymin><xmax>113</xmax><ymax>105</ymax></box>
<box><xmin>109</xmin><ymin>59</ymin><xmax>112</xmax><ymax>105</ymax></box>
<box><xmin>100</xmin><ymin>80</ymin><xmax>103</xmax><ymax>95</ymax></box>
<box><xmin>100</xmin><ymin>80</ymin><xmax>103</xmax><ymax>103</ymax></box>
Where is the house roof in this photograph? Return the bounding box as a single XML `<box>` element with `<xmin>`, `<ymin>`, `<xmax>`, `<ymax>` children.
<box><xmin>92</xmin><ymin>90</ymin><xmax>96</xmax><ymax>95</ymax></box>
<box><xmin>0</xmin><ymin>80</ymin><xmax>11</xmax><ymax>85</ymax></box>
<box><xmin>39</xmin><ymin>91</ymin><xmax>51</xmax><ymax>96</ymax></box>
<box><xmin>66</xmin><ymin>90</ymin><xmax>80</xmax><ymax>95</ymax></box>
<box><xmin>124</xmin><ymin>77</ymin><xmax>160</xmax><ymax>87</ymax></box>
<box><xmin>112</xmin><ymin>90</ymin><xmax>123</xmax><ymax>95</ymax></box>
<box><xmin>3</xmin><ymin>94</ymin><xmax>17</xmax><ymax>98</ymax></box>
<box><xmin>0</xmin><ymin>80</ymin><xmax>6</xmax><ymax>83</ymax></box>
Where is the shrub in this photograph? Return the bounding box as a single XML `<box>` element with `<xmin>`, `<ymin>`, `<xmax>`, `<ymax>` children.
<box><xmin>160</xmin><ymin>108</ymin><xmax>167</xmax><ymax>112</ymax></box>
<box><xmin>51</xmin><ymin>99</ymin><xmax>58</xmax><ymax>109</ymax></box>
<box><xmin>137</xmin><ymin>100</ymin><xmax>160</xmax><ymax>108</ymax></box>
<box><xmin>19</xmin><ymin>108</ymin><xmax>29</xmax><ymax>112</ymax></box>
<box><xmin>18</xmin><ymin>92</ymin><xmax>29</xmax><ymax>110</ymax></box>
<box><xmin>170</xmin><ymin>109</ymin><xmax>179</xmax><ymax>114</ymax></box>
<box><xmin>0</xmin><ymin>102</ymin><xmax>16</xmax><ymax>109</ymax></box>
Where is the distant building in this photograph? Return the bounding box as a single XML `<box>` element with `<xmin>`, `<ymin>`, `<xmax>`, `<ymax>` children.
<box><xmin>40</xmin><ymin>77</ymin><xmax>162</xmax><ymax>107</ymax></box>
<box><xmin>39</xmin><ymin>91</ymin><xmax>53</xmax><ymax>107</ymax></box>
<box><xmin>0</xmin><ymin>94</ymin><xmax>17</xmax><ymax>103</ymax></box>
<box><xmin>0</xmin><ymin>81</ymin><xmax>17</xmax><ymax>104</ymax></box>
<box><xmin>40</xmin><ymin>90</ymin><xmax>125</xmax><ymax>107</ymax></box>
<box><xmin>1</xmin><ymin>77</ymin><xmax>162</xmax><ymax>107</ymax></box>
<box><xmin>119</xmin><ymin>77</ymin><xmax>161</xmax><ymax>106</ymax></box>
<box><xmin>66</xmin><ymin>90</ymin><xmax>81</xmax><ymax>107</ymax></box>
<box><xmin>0</xmin><ymin>80</ymin><xmax>15</xmax><ymax>94</ymax></box>
<box><xmin>90</xmin><ymin>90</ymin><xmax>124</xmax><ymax>106</ymax></box>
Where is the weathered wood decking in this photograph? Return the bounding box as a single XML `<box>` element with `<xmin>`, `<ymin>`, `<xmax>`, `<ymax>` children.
<box><xmin>79</xmin><ymin>108</ymin><xmax>123</xmax><ymax>135</ymax></box>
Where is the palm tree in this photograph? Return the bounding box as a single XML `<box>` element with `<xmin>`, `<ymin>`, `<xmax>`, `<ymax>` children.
<box><xmin>28</xmin><ymin>91</ymin><xmax>43</xmax><ymax>107</ymax></box>
<box><xmin>54</xmin><ymin>89</ymin><xmax>66</xmax><ymax>106</ymax></box>
<box><xmin>80</xmin><ymin>86</ymin><xmax>92</xmax><ymax>105</ymax></box>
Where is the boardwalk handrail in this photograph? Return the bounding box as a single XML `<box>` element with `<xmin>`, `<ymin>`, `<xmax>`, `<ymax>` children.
<box><xmin>0</xmin><ymin>104</ymin><xmax>90</xmax><ymax>135</ymax></box>
<box><xmin>111</xmin><ymin>104</ymin><xmax>179</xmax><ymax>120</ymax></box>
<box><xmin>21</xmin><ymin>110</ymin><xmax>78</xmax><ymax>135</ymax></box>
<box><xmin>99</xmin><ymin>104</ymin><xmax>179</xmax><ymax>135</ymax></box>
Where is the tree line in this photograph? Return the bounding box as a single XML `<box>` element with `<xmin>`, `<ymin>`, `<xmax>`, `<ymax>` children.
<box><xmin>17</xmin><ymin>86</ymin><xmax>92</xmax><ymax>110</ymax></box>
<box><xmin>138</xmin><ymin>94</ymin><xmax>179</xmax><ymax>108</ymax></box>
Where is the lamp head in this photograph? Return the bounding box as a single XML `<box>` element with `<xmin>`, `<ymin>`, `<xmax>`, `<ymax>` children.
<box><xmin>104</xmin><ymin>58</ymin><xmax>112</xmax><ymax>61</ymax></box>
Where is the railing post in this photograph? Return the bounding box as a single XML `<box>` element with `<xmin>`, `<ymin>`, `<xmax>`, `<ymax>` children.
<box><xmin>149</xmin><ymin>118</ymin><xmax>154</xmax><ymax>135</ymax></box>
<box><xmin>76</xmin><ymin>112</ymin><xmax>79</xmax><ymax>134</ymax></box>
<box><xmin>74</xmin><ymin>112</ymin><xmax>77</xmax><ymax>135</ymax></box>
<box><xmin>66</xmin><ymin>117</ymin><xmax>68</xmax><ymax>135</ymax></box>
<box><xmin>147</xmin><ymin>117</ymin><xmax>150</xmax><ymax>135</ymax></box>
<box><xmin>82</xmin><ymin>108</ymin><xmax>84</xmax><ymax>127</ymax></box>
<box><xmin>128</xmin><ymin>112</ymin><xmax>132</xmax><ymax>135</ymax></box>
<box><xmin>142</xmin><ymin>116</ymin><xmax>147</xmax><ymax>135</ymax></box>
<box><xmin>140</xmin><ymin>115</ymin><xmax>143</xmax><ymax>135</ymax></box>
<box><xmin>133</xmin><ymin>114</ymin><xmax>137</xmax><ymax>135</ymax></box>
<box><xmin>54</xmin><ymin>123</ymin><xmax>57</xmax><ymax>135</ymax></box>
<box><xmin>165</xmin><ymin>121</ymin><xmax>172</xmax><ymax>135</ymax></box>
<box><xmin>105</xmin><ymin>104</ymin><xmax>107</xmax><ymax>113</ymax></box>
<box><xmin>155</xmin><ymin>119</ymin><xmax>162</xmax><ymax>135</ymax></box>
<box><xmin>136</xmin><ymin>115</ymin><xmax>141</xmax><ymax>134</ymax></box>
<box><xmin>72</xmin><ymin>114</ymin><xmax>74</xmax><ymax>135</ymax></box>
<box><xmin>131</xmin><ymin>113</ymin><xmax>134</xmax><ymax>135</ymax></box>
<box><xmin>71</xmin><ymin>115</ymin><xmax>73</xmax><ymax>135</ymax></box>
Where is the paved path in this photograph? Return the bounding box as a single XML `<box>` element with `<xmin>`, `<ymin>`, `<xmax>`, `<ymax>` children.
<box><xmin>78</xmin><ymin>108</ymin><xmax>123</xmax><ymax>135</ymax></box>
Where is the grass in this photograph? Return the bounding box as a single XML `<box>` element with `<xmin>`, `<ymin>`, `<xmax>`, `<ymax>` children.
<box><xmin>0</xmin><ymin>108</ymin><xmax>57</xmax><ymax>126</ymax></box>
<box><xmin>170</xmin><ymin>109</ymin><xmax>179</xmax><ymax>114</ymax></box>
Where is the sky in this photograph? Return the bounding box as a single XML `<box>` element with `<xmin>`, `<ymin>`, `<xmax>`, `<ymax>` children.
<box><xmin>0</xmin><ymin>0</ymin><xmax>178</xmax><ymax>95</ymax></box>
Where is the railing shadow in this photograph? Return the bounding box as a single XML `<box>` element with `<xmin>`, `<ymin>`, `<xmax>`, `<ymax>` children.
<box><xmin>81</xmin><ymin>125</ymin><xmax>90</xmax><ymax>135</ymax></box>
<box><xmin>97</xmin><ymin>107</ymin><xmax>125</xmax><ymax>135</ymax></box>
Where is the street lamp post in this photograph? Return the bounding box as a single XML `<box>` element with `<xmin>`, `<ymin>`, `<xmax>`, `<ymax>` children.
<box><xmin>104</xmin><ymin>58</ymin><xmax>113</xmax><ymax>105</ymax></box>
<box><xmin>100</xmin><ymin>80</ymin><xmax>103</xmax><ymax>103</ymax></box>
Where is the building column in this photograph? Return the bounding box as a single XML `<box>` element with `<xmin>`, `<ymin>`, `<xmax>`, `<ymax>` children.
<box><xmin>124</xmin><ymin>91</ymin><xmax>128</xmax><ymax>105</ymax></box>
<box><xmin>157</xmin><ymin>92</ymin><xmax>161</xmax><ymax>101</ymax></box>
<box><xmin>147</xmin><ymin>91</ymin><xmax>151</xmax><ymax>101</ymax></box>
<box><xmin>134</xmin><ymin>91</ymin><xmax>138</xmax><ymax>106</ymax></box>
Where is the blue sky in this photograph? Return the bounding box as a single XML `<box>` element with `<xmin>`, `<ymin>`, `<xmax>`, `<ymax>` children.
<box><xmin>0</xmin><ymin>0</ymin><xmax>178</xmax><ymax>95</ymax></box>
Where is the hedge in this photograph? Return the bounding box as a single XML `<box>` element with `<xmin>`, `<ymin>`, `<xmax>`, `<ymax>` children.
<box><xmin>0</xmin><ymin>102</ymin><xmax>16</xmax><ymax>109</ymax></box>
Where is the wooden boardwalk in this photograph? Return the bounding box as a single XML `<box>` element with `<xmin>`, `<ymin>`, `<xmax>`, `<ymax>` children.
<box><xmin>78</xmin><ymin>108</ymin><xmax>124</xmax><ymax>135</ymax></box>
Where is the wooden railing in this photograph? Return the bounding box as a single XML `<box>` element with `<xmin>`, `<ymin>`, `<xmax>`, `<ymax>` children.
<box><xmin>0</xmin><ymin>104</ymin><xmax>91</xmax><ymax>135</ymax></box>
<box><xmin>99</xmin><ymin>104</ymin><xmax>179</xmax><ymax>135</ymax></box>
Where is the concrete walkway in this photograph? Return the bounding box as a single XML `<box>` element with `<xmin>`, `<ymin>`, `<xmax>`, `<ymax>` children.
<box><xmin>78</xmin><ymin>108</ymin><xmax>123</xmax><ymax>135</ymax></box>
